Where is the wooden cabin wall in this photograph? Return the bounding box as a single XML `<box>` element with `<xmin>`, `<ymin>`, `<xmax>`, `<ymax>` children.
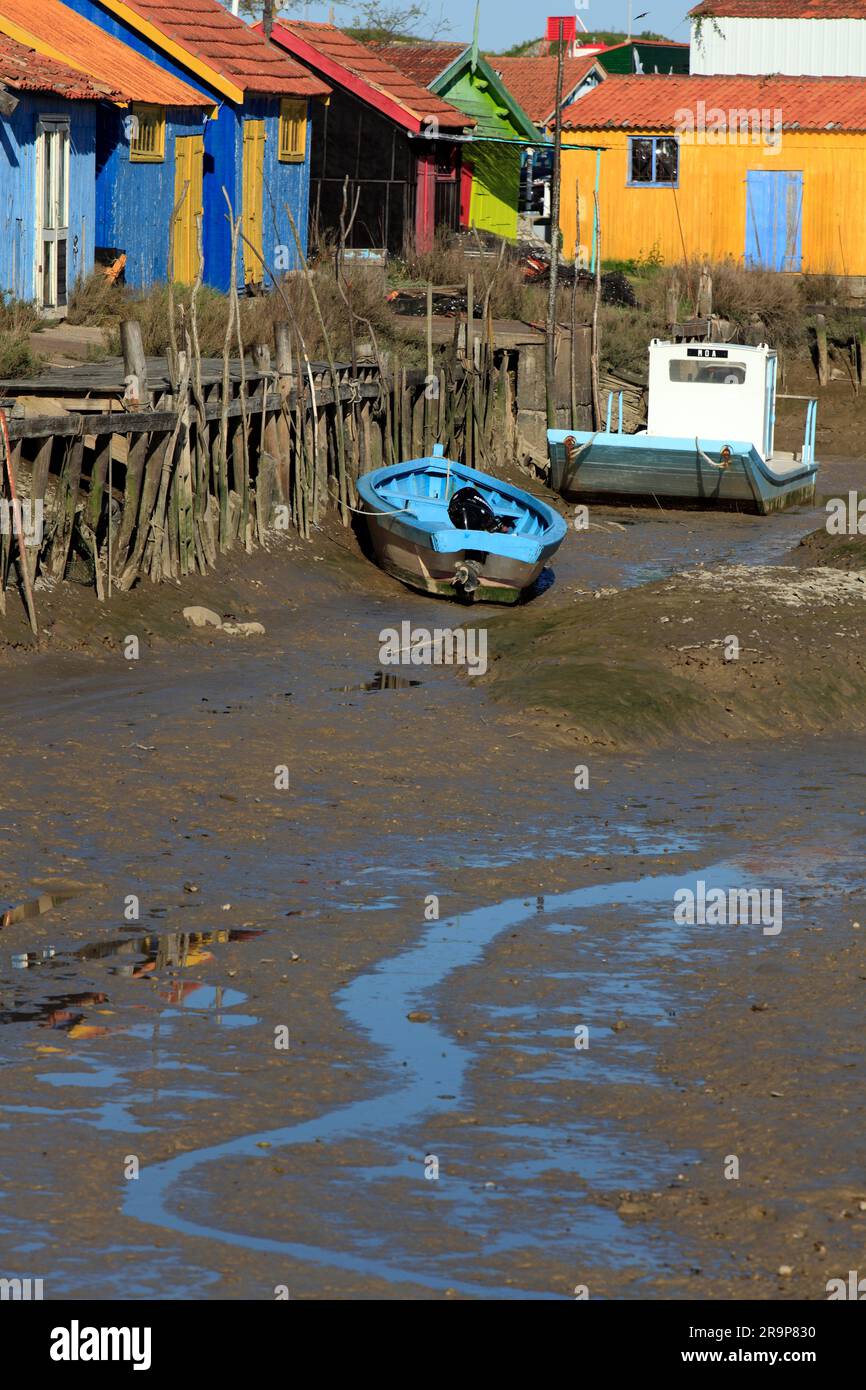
<box><xmin>309</xmin><ymin>86</ymin><xmax>413</xmax><ymax>252</ymax></box>
<box><xmin>235</xmin><ymin>95</ymin><xmax>312</xmax><ymax>284</ymax></box>
<box><xmin>61</xmin><ymin>0</ymin><xmax>315</xmax><ymax>293</ymax></box>
<box><xmin>560</xmin><ymin>127</ymin><xmax>866</xmax><ymax>275</ymax></box>
<box><xmin>0</xmin><ymin>93</ymin><xmax>96</xmax><ymax>303</ymax></box>
<box><xmin>95</xmin><ymin>106</ymin><xmax>208</xmax><ymax>289</ymax></box>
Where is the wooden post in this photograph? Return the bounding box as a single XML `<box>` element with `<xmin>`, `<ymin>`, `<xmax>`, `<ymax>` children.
<box><xmin>120</xmin><ymin>320</ymin><xmax>150</xmax><ymax>408</ymax></box>
<box><xmin>275</xmin><ymin>323</ymin><xmax>293</xmax><ymax>394</ymax></box>
<box><xmin>590</xmin><ymin>190</ymin><xmax>602</xmax><ymax>429</ymax></box>
<box><xmin>48</xmin><ymin>438</ymin><xmax>84</xmax><ymax>579</ymax></box>
<box><xmin>425</xmin><ymin>280</ymin><xmax>434</xmax><ymax>450</ymax></box>
<box><xmin>665</xmin><ymin>273</ymin><xmax>681</xmax><ymax>328</ymax></box>
<box><xmin>274</xmin><ymin>321</ymin><xmax>293</xmax><ymax>504</ymax></box>
<box><xmin>815</xmin><ymin>314</ymin><xmax>830</xmax><ymax>387</ymax></box>
<box><xmin>696</xmin><ymin>264</ymin><xmax>713</xmax><ymax>319</ymax></box>
<box><xmin>545</xmin><ymin>20</ymin><xmax>566</xmax><ymax>430</ymax></box>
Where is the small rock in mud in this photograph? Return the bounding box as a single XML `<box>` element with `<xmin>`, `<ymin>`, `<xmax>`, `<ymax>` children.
<box><xmin>221</xmin><ymin>621</ymin><xmax>266</xmax><ymax>637</ymax></box>
<box><xmin>407</xmin><ymin>1010</ymin><xmax>431</xmax><ymax>1023</ymax></box>
<box><xmin>182</xmin><ymin>606</ymin><xmax>223</xmax><ymax>628</ymax></box>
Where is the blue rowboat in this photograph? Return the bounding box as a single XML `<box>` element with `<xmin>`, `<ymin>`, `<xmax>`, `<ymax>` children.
<box><xmin>356</xmin><ymin>446</ymin><xmax>567</xmax><ymax>603</ymax></box>
<box><xmin>548</xmin><ymin>340</ymin><xmax>818</xmax><ymax>514</ymax></box>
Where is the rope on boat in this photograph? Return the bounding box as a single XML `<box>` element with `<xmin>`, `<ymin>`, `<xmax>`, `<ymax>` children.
<box><xmin>695</xmin><ymin>437</ymin><xmax>729</xmax><ymax>470</ymax></box>
<box><xmin>342</xmin><ymin>500</ymin><xmax>418</xmax><ymax>517</ymax></box>
<box><xmin>564</xmin><ymin>432</ymin><xmax>599</xmax><ymax>467</ymax></box>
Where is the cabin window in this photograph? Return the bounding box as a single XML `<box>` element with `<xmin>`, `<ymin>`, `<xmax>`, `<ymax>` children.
<box><xmin>628</xmin><ymin>136</ymin><xmax>678</xmax><ymax>187</ymax></box>
<box><xmin>279</xmin><ymin>99</ymin><xmax>307</xmax><ymax>162</ymax></box>
<box><xmin>669</xmin><ymin>360</ymin><xmax>747</xmax><ymax>384</ymax></box>
<box><xmin>129</xmin><ymin>104</ymin><xmax>165</xmax><ymax>162</ymax></box>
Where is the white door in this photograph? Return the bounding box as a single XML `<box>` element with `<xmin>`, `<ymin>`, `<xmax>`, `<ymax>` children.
<box><xmin>36</xmin><ymin>119</ymin><xmax>70</xmax><ymax>311</ymax></box>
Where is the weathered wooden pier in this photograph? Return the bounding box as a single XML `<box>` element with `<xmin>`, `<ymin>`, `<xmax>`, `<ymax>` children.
<box><xmin>0</xmin><ymin>314</ymin><xmax>589</xmax><ymax>633</ymax></box>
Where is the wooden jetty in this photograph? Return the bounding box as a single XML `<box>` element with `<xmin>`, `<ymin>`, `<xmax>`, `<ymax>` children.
<box><xmin>0</xmin><ymin>315</ymin><xmax>535</xmax><ymax>629</ymax></box>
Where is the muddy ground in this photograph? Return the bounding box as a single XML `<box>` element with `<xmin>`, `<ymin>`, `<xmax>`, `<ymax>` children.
<box><xmin>0</xmin><ymin>456</ymin><xmax>865</xmax><ymax>1300</ymax></box>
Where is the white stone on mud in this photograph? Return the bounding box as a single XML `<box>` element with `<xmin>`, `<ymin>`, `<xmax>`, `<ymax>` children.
<box><xmin>183</xmin><ymin>606</ymin><xmax>222</xmax><ymax>628</ymax></box>
<box><xmin>182</xmin><ymin>608</ymin><xmax>265</xmax><ymax>637</ymax></box>
<box><xmin>220</xmin><ymin>621</ymin><xmax>266</xmax><ymax>637</ymax></box>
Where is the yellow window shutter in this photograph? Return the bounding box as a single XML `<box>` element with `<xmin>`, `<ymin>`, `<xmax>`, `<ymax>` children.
<box><xmin>279</xmin><ymin>99</ymin><xmax>307</xmax><ymax>163</ymax></box>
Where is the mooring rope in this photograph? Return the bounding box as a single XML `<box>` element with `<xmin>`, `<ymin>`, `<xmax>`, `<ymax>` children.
<box><xmin>695</xmin><ymin>437</ymin><xmax>729</xmax><ymax>470</ymax></box>
<box><xmin>564</xmin><ymin>432</ymin><xmax>599</xmax><ymax>467</ymax></box>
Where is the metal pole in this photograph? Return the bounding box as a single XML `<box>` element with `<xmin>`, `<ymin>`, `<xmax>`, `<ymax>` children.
<box><xmin>545</xmin><ymin>21</ymin><xmax>565</xmax><ymax>430</ymax></box>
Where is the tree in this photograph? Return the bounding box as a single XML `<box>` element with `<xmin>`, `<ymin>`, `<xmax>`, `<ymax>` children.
<box><xmin>217</xmin><ymin>0</ymin><xmax>436</xmax><ymax>41</ymax></box>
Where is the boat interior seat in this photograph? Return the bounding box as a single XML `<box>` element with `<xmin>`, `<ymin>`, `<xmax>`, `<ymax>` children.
<box><xmin>388</xmin><ymin>491</ymin><xmax>537</xmax><ymax>533</ymax></box>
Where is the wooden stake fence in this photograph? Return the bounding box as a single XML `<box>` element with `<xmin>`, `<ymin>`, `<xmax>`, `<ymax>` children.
<box><xmin>0</xmin><ymin>314</ymin><xmax>518</xmax><ymax>624</ymax></box>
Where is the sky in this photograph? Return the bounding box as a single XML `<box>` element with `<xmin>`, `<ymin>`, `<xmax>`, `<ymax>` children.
<box><xmin>271</xmin><ymin>1</ymin><xmax>694</xmax><ymax>53</ymax></box>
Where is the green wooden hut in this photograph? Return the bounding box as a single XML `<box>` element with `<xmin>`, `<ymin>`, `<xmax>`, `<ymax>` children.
<box><xmin>373</xmin><ymin>39</ymin><xmax>538</xmax><ymax>241</ymax></box>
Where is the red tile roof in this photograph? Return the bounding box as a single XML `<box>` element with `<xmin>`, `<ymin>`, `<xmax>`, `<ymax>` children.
<box><xmin>691</xmin><ymin>1</ymin><xmax>866</xmax><ymax>14</ymax></box>
<box><xmin>561</xmin><ymin>72</ymin><xmax>866</xmax><ymax>132</ymax></box>
<box><xmin>0</xmin><ymin>30</ymin><xmax>123</xmax><ymax>100</ymax></box>
<box><xmin>0</xmin><ymin>0</ymin><xmax>210</xmax><ymax>105</ymax></box>
<box><xmin>368</xmin><ymin>40</ymin><xmax>466</xmax><ymax>88</ymax></box>
<box><xmin>266</xmin><ymin>21</ymin><xmax>471</xmax><ymax>131</ymax></box>
<box><xmin>110</xmin><ymin>0</ymin><xmax>330</xmax><ymax>97</ymax></box>
<box><xmin>488</xmin><ymin>55</ymin><xmax>604</xmax><ymax>124</ymax></box>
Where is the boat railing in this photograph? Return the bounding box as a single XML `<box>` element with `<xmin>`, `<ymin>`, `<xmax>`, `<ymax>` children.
<box><xmin>776</xmin><ymin>394</ymin><xmax>818</xmax><ymax>466</ymax></box>
<box><xmin>604</xmin><ymin>390</ymin><xmax>624</xmax><ymax>435</ymax></box>
<box><xmin>802</xmin><ymin>397</ymin><xmax>818</xmax><ymax>465</ymax></box>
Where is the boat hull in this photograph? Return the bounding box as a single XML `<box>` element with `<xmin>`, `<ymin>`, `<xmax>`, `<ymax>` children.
<box><xmin>363</xmin><ymin>513</ymin><xmax>543</xmax><ymax>604</ymax></box>
<box><xmin>547</xmin><ymin>431</ymin><xmax>817</xmax><ymax>514</ymax></box>
<box><xmin>356</xmin><ymin>453</ymin><xmax>567</xmax><ymax>604</ymax></box>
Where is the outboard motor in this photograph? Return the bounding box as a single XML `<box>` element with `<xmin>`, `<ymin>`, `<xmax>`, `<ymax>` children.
<box><xmin>447</xmin><ymin>487</ymin><xmax>515</xmax><ymax>533</ymax></box>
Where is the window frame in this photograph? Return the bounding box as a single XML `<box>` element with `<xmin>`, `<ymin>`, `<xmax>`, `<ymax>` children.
<box><xmin>129</xmin><ymin>103</ymin><xmax>166</xmax><ymax>163</ymax></box>
<box><xmin>627</xmin><ymin>135</ymin><xmax>679</xmax><ymax>189</ymax></box>
<box><xmin>278</xmin><ymin>99</ymin><xmax>307</xmax><ymax>164</ymax></box>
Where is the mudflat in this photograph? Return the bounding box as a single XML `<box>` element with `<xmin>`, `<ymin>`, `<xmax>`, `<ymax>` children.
<box><xmin>1</xmin><ymin>463</ymin><xmax>864</xmax><ymax>1300</ymax></box>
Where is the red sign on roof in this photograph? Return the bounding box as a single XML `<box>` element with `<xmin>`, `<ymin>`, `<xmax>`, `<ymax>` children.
<box><xmin>546</xmin><ymin>16</ymin><xmax>577</xmax><ymax>40</ymax></box>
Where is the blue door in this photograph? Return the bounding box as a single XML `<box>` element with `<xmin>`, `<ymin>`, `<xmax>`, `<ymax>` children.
<box><xmin>745</xmin><ymin>171</ymin><xmax>803</xmax><ymax>271</ymax></box>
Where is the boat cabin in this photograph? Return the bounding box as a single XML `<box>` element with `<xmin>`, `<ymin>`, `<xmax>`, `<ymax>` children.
<box><xmin>646</xmin><ymin>340</ymin><xmax>778</xmax><ymax>461</ymax></box>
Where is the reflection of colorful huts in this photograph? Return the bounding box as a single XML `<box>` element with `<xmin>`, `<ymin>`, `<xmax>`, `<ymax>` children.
<box><xmin>55</xmin><ymin>0</ymin><xmax>329</xmax><ymax>288</ymax></box>
<box><xmin>0</xmin><ymin>0</ymin><xmax>210</xmax><ymax>302</ymax></box>
<box><xmin>558</xmin><ymin>73</ymin><xmax>866</xmax><ymax>275</ymax></box>
<box><xmin>259</xmin><ymin>21</ymin><xmax>473</xmax><ymax>254</ymax></box>
<box><xmin>369</xmin><ymin>41</ymin><xmax>538</xmax><ymax>241</ymax></box>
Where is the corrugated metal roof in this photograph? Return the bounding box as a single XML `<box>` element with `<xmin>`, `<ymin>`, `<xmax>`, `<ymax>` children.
<box><xmin>268</xmin><ymin>21</ymin><xmax>471</xmax><ymax>131</ymax></box>
<box><xmin>368</xmin><ymin>40</ymin><xmax>465</xmax><ymax>88</ymax></box>
<box><xmin>488</xmin><ymin>55</ymin><xmax>604</xmax><ymax>123</ymax></box>
<box><xmin>691</xmin><ymin>1</ymin><xmax>866</xmax><ymax>14</ymax></box>
<box><xmin>0</xmin><ymin>0</ymin><xmax>209</xmax><ymax>105</ymax></box>
<box><xmin>0</xmin><ymin>30</ymin><xmax>123</xmax><ymax>99</ymax></box>
<box><xmin>561</xmin><ymin>71</ymin><xmax>866</xmax><ymax>131</ymax></box>
<box><xmin>110</xmin><ymin>0</ymin><xmax>330</xmax><ymax>98</ymax></box>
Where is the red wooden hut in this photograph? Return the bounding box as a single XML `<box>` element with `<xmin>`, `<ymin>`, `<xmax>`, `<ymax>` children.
<box><xmin>258</xmin><ymin>20</ymin><xmax>473</xmax><ymax>253</ymax></box>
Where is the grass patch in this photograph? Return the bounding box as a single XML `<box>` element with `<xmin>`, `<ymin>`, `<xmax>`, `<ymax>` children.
<box><xmin>0</xmin><ymin>296</ymin><xmax>41</xmax><ymax>378</ymax></box>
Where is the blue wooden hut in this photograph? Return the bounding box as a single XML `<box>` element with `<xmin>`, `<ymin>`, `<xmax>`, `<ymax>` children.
<box><xmin>0</xmin><ymin>0</ymin><xmax>212</xmax><ymax>292</ymax></box>
<box><xmin>54</xmin><ymin>0</ymin><xmax>330</xmax><ymax>291</ymax></box>
<box><xmin>0</xmin><ymin>32</ymin><xmax>103</xmax><ymax>310</ymax></box>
